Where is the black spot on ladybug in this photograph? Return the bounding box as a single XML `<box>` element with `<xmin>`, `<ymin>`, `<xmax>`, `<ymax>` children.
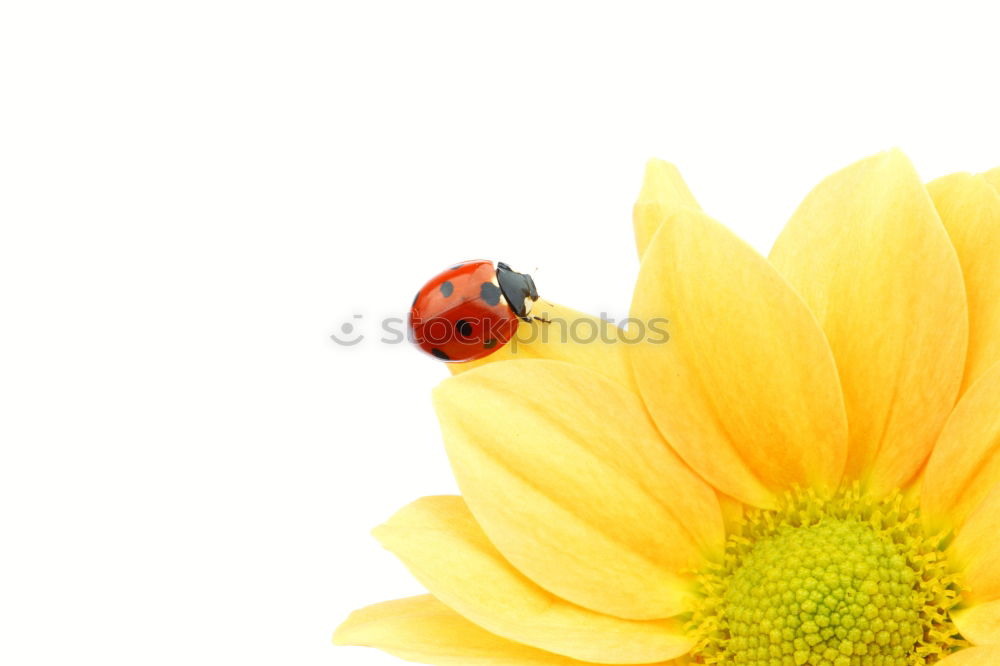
<box><xmin>431</xmin><ymin>349</ymin><xmax>450</xmax><ymax>360</ymax></box>
<box><xmin>412</xmin><ymin>291</ymin><xmax>420</xmax><ymax>308</ymax></box>
<box><xmin>455</xmin><ymin>319</ymin><xmax>473</xmax><ymax>338</ymax></box>
<box><xmin>440</xmin><ymin>281</ymin><xmax>454</xmax><ymax>298</ymax></box>
<box><xmin>480</xmin><ymin>282</ymin><xmax>501</xmax><ymax>306</ymax></box>
<box><xmin>484</xmin><ymin>338</ymin><xmax>498</xmax><ymax>349</ymax></box>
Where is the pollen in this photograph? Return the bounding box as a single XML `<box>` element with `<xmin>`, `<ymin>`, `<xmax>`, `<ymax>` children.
<box><xmin>688</xmin><ymin>487</ymin><xmax>966</xmax><ymax>665</ymax></box>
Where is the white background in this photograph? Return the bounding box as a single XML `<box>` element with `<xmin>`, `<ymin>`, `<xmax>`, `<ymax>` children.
<box><xmin>2</xmin><ymin>2</ymin><xmax>999</xmax><ymax>665</ymax></box>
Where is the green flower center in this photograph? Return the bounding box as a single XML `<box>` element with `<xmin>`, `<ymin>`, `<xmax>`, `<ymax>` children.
<box><xmin>727</xmin><ymin>519</ymin><xmax>919</xmax><ymax>664</ymax></box>
<box><xmin>688</xmin><ymin>489</ymin><xmax>965</xmax><ymax>665</ymax></box>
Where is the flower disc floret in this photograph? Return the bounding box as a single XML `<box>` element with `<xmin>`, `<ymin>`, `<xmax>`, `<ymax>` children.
<box><xmin>689</xmin><ymin>489</ymin><xmax>965</xmax><ymax>665</ymax></box>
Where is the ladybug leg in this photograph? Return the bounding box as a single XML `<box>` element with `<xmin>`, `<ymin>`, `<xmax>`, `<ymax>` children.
<box><xmin>531</xmin><ymin>315</ymin><xmax>551</xmax><ymax>324</ymax></box>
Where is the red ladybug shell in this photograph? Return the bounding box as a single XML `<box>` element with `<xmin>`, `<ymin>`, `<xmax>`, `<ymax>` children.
<box><xmin>408</xmin><ymin>260</ymin><xmax>521</xmax><ymax>362</ymax></box>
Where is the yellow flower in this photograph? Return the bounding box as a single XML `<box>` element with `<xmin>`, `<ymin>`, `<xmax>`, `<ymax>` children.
<box><xmin>334</xmin><ymin>151</ymin><xmax>1000</xmax><ymax>665</ymax></box>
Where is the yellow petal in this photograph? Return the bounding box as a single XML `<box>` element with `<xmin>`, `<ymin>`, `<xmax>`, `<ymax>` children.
<box><xmin>373</xmin><ymin>496</ymin><xmax>693</xmax><ymax>664</ymax></box>
<box><xmin>922</xmin><ymin>362</ymin><xmax>1000</xmax><ymax>534</ymax></box>
<box><xmin>333</xmin><ymin>594</ymin><xmax>686</xmax><ymax>665</ymax></box>
<box><xmin>950</xmin><ymin>481</ymin><xmax>1000</xmax><ymax>605</ymax></box>
<box><xmin>716</xmin><ymin>491</ymin><xmax>746</xmax><ymax>535</ymax></box>
<box><xmin>628</xmin><ymin>206</ymin><xmax>848</xmax><ymax>509</ymax></box>
<box><xmin>983</xmin><ymin>167</ymin><xmax>1000</xmax><ymax>193</ymax></box>
<box><xmin>935</xmin><ymin>646</ymin><xmax>1000</xmax><ymax>665</ymax></box>
<box><xmin>449</xmin><ymin>302</ymin><xmax>636</xmax><ymax>393</ymax></box>
<box><xmin>953</xmin><ymin>600</ymin><xmax>1000</xmax><ymax>646</ymax></box>
<box><xmin>633</xmin><ymin>158</ymin><xmax>701</xmax><ymax>259</ymax></box>
<box><xmin>769</xmin><ymin>150</ymin><xmax>968</xmax><ymax>497</ymax></box>
<box><xmin>927</xmin><ymin>173</ymin><xmax>1000</xmax><ymax>394</ymax></box>
<box><xmin>433</xmin><ymin>360</ymin><xmax>724</xmax><ymax>620</ymax></box>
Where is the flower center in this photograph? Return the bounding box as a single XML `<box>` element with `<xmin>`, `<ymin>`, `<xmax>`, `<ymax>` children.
<box><xmin>727</xmin><ymin>519</ymin><xmax>919</xmax><ymax>664</ymax></box>
<box><xmin>688</xmin><ymin>489</ymin><xmax>965</xmax><ymax>665</ymax></box>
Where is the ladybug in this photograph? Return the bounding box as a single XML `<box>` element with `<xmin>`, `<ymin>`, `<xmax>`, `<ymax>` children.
<box><xmin>408</xmin><ymin>260</ymin><xmax>542</xmax><ymax>362</ymax></box>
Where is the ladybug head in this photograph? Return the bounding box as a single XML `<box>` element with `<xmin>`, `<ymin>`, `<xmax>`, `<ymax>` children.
<box><xmin>496</xmin><ymin>262</ymin><xmax>539</xmax><ymax>320</ymax></box>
